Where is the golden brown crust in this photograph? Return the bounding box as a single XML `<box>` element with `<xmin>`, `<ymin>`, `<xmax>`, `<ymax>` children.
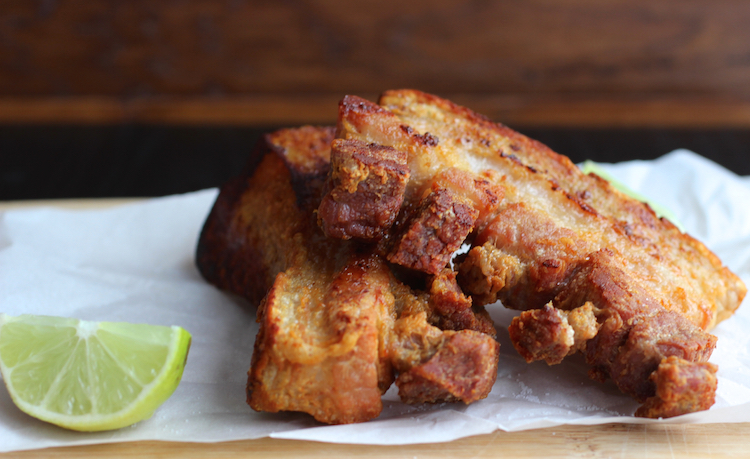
<box><xmin>195</xmin><ymin>156</ymin><xmax>302</xmax><ymax>305</ymax></box>
<box><xmin>508</xmin><ymin>302</ymin><xmax>599</xmax><ymax>365</ymax></box>
<box><xmin>634</xmin><ymin>357</ymin><xmax>718</xmax><ymax>418</ymax></box>
<box><xmin>199</xmin><ymin>89</ymin><xmax>746</xmax><ymax>421</ymax></box>
<box><xmin>396</xmin><ymin>331</ymin><xmax>500</xmax><ymax>405</ymax></box>
<box><xmin>337</xmin><ymin>89</ymin><xmax>745</xmax><ymax>418</ymax></box>
<box><xmin>388</xmin><ymin>187</ymin><xmax>478</xmax><ymax>274</ymax></box>
<box><xmin>247</xmin><ymin>256</ymin><xmax>391</xmax><ymax>424</ymax></box>
<box><xmin>195</xmin><ymin>126</ymin><xmax>336</xmax><ymax>305</ymax></box>
<box><xmin>428</xmin><ymin>269</ymin><xmax>497</xmax><ymax>337</ymax></box>
<box><xmin>198</xmin><ymin>125</ymin><xmax>499</xmax><ymax>424</ymax></box>
<box><xmin>318</xmin><ymin>139</ymin><xmax>410</xmax><ymax>241</ymax></box>
<box><xmin>375</xmin><ymin>89</ymin><xmax>745</xmax><ymax>331</ymax></box>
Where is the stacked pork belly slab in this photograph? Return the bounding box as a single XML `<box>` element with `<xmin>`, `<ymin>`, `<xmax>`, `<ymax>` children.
<box><xmin>196</xmin><ymin>90</ymin><xmax>746</xmax><ymax>424</ymax></box>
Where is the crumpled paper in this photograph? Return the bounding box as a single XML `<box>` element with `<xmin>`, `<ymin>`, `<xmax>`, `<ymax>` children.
<box><xmin>1</xmin><ymin>149</ymin><xmax>749</xmax><ymax>452</ymax></box>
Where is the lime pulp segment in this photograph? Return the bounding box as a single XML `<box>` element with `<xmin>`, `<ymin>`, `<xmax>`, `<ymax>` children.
<box><xmin>0</xmin><ymin>314</ymin><xmax>191</xmax><ymax>432</ymax></box>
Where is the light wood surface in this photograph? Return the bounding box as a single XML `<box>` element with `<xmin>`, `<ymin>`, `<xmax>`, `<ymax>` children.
<box><xmin>2</xmin><ymin>198</ymin><xmax>750</xmax><ymax>457</ymax></box>
<box><xmin>0</xmin><ymin>198</ymin><xmax>142</xmax><ymax>211</ymax></box>
<box><xmin>1</xmin><ymin>423</ymin><xmax>750</xmax><ymax>459</ymax></box>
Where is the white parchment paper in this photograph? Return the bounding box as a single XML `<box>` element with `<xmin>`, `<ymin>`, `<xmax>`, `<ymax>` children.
<box><xmin>1</xmin><ymin>149</ymin><xmax>750</xmax><ymax>452</ymax></box>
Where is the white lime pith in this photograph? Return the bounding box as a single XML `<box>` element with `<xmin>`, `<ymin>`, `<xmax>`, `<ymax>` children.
<box><xmin>0</xmin><ymin>314</ymin><xmax>191</xmax><ymax>432</ymax></box>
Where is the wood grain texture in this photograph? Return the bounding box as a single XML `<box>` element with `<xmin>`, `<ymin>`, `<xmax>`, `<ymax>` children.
<box><xmin>0</xmin><ymin>198</ymin><xmax>140</xmax><ymax>211</ymax></box>
<box><xmin>3</xmin><ymin>0</ymin><xmax>750</xmax><ymax>97</ymax></box>
<box><xmin>2</xmin><ymin>0</ymin><xmax>750</xmax><ymax>126</ymax></box>
<box><xmin>2</xmin><ymin>423</ymin><xmax>750</xmax><ymax>458</ymax></box>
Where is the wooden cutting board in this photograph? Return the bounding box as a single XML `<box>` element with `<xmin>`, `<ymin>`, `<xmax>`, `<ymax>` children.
<box><xmin>1</xmin><ymin>199</ymin><xmax>748</xmax><ymax>459</ymax></box>
<box><xmin>2</xmin><ymin>423</ymin><xmax>750</xmax><ymax>458</ymax></box>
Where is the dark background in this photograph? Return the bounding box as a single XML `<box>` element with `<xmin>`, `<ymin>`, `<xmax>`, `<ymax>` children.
<box><xmin>3</xmin><ymin>126</ymin><xmax>750</xmax><ymax>200</ymax></box>
<box><xmin>2</xmin><ymin>0</ymin><xmax>750</xmax><ymax>200</ymax></box>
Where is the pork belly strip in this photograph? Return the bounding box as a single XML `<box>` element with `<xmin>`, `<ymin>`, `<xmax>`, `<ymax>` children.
<box><xmin>196</xmin><ymin>126</ymin><xmax>499</xmax><ymax>424</ymax></box>
<box><xmin>318</xmin><ymin>139</ymin><xmax>410</xmax><ymax>241</ymax></box>
<box><xmin>196</xmin><ymin>126</ymin><xmax>336</xmax><ymax>305</ymax></box>
<box><xmin>336</xmin><ymin>90</ymin><xmax>745</xmax><ymax>417</ymax></box>
<box><xmin>340</xmin><ymin>90</ymin><xmax>744</xmax><ymax>329</ymax></box>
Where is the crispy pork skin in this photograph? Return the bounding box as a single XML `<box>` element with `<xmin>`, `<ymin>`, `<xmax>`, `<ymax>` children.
<box><xmin>508</xmin><ymin>302</ymin><xmax>599</xmax><ymax>365</ymax></box>
<box><xmin>196</xmin><ymin>126</ymin><xmax>336</xmax><ymax>305</ymax></box>
<box><xmin>336</xmin><ymin>89</ymin><xmax>745</xmax><ymax>417</ymax></box>
<box><xmin>318</xmin><ymin>139</ymin><xmax>410</xmax><ymax>241</ymax></box>
<box><xmin>388</xmin><ymin>187</ymin><xmax>478</xmax><ymax>274</ymax></box>
<box><xmin>392</xmin><ymin>313</ymin><xmax>499</xmax><ymax>405</ymax></box>
<box><xmin>634</xmin><ymin>357</ymin><xmax>718</xmax><ymax>418</ymax></box>
<box><xmin>428</xmin><ymin>269</ymin><xmax>497</xmax><ymax>337</ymax></box>
<box><xmin>197</xmin><ymin>126</ymin><xmax>499</xmax><ymax>424</ymax></box>
<box><xmin>248</xmin><ymin>256</ymin><xmax>389</xmax><ymax>424</ymax></box>
<box><xmin>198</xmin><ymin>89</ymin><xmax>746</xmax><ymax>421</ymax></box>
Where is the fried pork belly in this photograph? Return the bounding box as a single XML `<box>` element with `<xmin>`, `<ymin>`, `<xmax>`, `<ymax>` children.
<box><xmin>508</xmin><ymin>302</ymin><xmax>599</xmax><ymax>365</ymax></box>
<box><xmin>318</xmin><ymin>139</ymin><xmax>410</xmax><ymax>241</ymax></box>
<box><xmin>334</xmin><ymin>89</ymin><xmax>746</xmax><ymax>418</ymax></box>
<box><xmin>634</xmin><ymin>356</ymin><xmax>718</xmax><ymax>418</ymax></box>
<box><xmin>391</xmin><ymin>312</ymin><xmax>499</xmax><ymax>404</ymax></box>
<box><xmin>196</xmin><ymin>126</ymin><xmax>499</xmax><ymax>424</ymax></box>
<box><xmin>196</xmin><ymin>126</ymin><xmax>335</xmax><ymax>305</ymax></box>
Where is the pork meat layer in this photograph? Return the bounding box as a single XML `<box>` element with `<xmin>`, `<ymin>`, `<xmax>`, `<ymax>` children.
<box><xmin>196</xmin><ymin>126</ymin><xmax>499</xmax><ymax>424</ymax></box>
<box><xmin>330</xmin><ymin>89</ymin><xmax>745</xmax><ymax>417</ymax></box>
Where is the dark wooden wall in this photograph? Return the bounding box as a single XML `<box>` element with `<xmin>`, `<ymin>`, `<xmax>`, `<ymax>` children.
<box><xmin>3</xmin><ymin>0</ymin><xmax>750</xmax><ymax>126</ymax></box>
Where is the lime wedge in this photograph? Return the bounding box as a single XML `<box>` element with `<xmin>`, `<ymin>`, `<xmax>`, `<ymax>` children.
<box><xmin>0</xmin><ymin>314</ymin><xmax>191</xmax><ymax>432</ymax></box>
